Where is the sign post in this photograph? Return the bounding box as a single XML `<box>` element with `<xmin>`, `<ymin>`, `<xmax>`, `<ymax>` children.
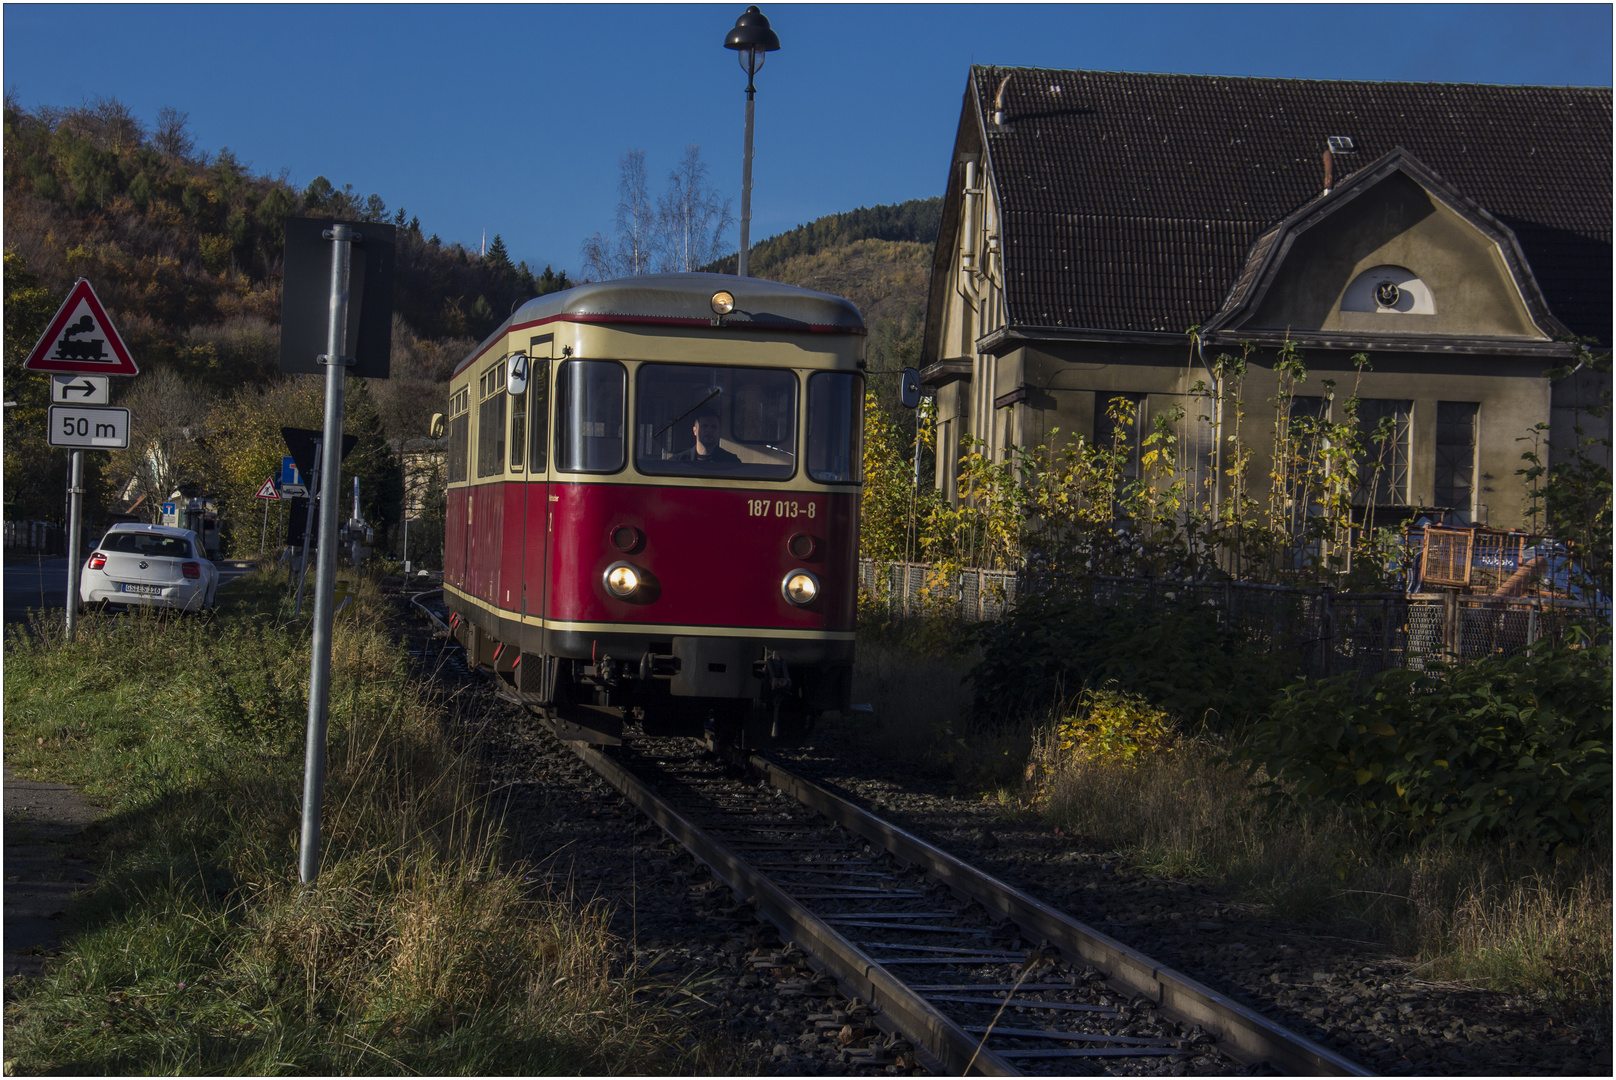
<box><xmin>255</xmin><ymin>476</ymin><xmax>281</xmax><ymax>552</ymax></box>
<box><xmin>285</xmin><ymin>219</ymin><xmax>393</xmax><ymax>888</ymax></box>
<box><xmin>25</xmin><ymin>279</ymin><xmax>139</xmax><ymax>641</ymax></box>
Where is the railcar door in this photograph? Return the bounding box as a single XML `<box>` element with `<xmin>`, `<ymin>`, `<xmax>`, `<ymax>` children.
<box><xmin>521</xmin><ymin>335</ymin><xmax>554</xmax><ymax>628</ymax></box>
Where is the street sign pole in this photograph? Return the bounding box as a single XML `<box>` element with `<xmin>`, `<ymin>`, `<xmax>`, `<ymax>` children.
<box><xmin>64</xmin><ymin>451</ymin><xmax>84</xmax><ymax>640</ymax></box>
<box><xmin>300</xmin><ymin>223</ymin><xmax>357</xmax><ymax>887</ymax></box>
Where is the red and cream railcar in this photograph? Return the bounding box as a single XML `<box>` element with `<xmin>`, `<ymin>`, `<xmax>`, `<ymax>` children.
<box><xmin>443</xmin><ymin>273</ymin><xmax>864</xmax><ymax>745</ymax></box>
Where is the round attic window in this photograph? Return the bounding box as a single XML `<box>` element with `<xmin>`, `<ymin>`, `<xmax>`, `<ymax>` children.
<box><xmin>1342</xmin><ymin>265</ymin><xmax>1434</xmax><ymax>314</ymax></box>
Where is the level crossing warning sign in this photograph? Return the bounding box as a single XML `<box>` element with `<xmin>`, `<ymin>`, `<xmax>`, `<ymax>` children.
<box><xmin>255</xmin><ymin>477</ymin><xmax>282</xmax><ymax>501</ymax></box>
<box><xmin>24</xmin><ymin>279</ymin><xmax>140</xmax><ymax>375</ymax></box>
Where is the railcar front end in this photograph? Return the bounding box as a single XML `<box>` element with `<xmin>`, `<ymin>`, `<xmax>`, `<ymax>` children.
<box><xmin>442</xmin><ymin>274</ymin><xmax>864</xmax><ymax>746</ymax></box>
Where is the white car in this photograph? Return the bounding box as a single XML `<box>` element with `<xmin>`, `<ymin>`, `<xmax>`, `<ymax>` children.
<box><xmin>79</xmin><ymin>523</ymin><xmax>219</xmax><ymax>612</ymax></box>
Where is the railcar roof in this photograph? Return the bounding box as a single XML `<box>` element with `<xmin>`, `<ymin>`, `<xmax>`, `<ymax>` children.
<box><xmin>456</xmin><ymin>273</ymin><xmax>865</xmax><ymax>378</ymax></box>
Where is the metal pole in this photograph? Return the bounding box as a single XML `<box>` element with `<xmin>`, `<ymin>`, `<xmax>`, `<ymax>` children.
<box><xmin>738</xmin><ymin>83</ymin><xmax>756</xmax><ymax>277</ymax></box>
<box><xmin>293</xmin><ymin>441</ymin><xmax>322</xmax><ymax>617</ymax></box>
<box><xmin>64</xmin><ymin>450</ymin><xmax>83</xmax><ymax>640</ymax></box>
<box><xmin>261</xmin><ymin>495</ymin><xmax>270</xmax><ymax>554</ymax></box>
<box><xmin>299</xmin><ymin>223</ymin><xmax>356</xmax><ymax>886</ymax></box>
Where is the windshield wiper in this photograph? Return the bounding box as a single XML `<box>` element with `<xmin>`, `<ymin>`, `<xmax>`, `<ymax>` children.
<box><xmin>654</xmin><ymin>386</ymin><xmax>722</xmax><ymax>439</ymax></box>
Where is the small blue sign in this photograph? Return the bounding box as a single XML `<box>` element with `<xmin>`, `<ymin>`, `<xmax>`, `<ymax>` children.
<box><xmin>280</xmin><ymin>456</ymin><xmax>301</xmax><ymax>486</ymax></box>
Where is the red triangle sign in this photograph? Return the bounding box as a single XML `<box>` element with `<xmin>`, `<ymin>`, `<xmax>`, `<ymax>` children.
<box><xmin>255</xmin><ymin>476</ymin><xmax>282</xmax><ymax>500</ymax></box>
<box><xmin>24</xmin><ymin>279</ymin><xmax>139</xmax><ymax>375</ymax></box>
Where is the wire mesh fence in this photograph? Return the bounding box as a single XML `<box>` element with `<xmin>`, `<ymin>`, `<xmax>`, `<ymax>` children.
<box><xmin>859</xmin><ymin>558</ymin><xmax>1610</xmax><ymax>679</ymax></box>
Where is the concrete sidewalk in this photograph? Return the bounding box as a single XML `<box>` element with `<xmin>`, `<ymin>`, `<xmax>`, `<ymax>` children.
<box><xmin>3</xmin><ymin>763</ymin><xmax>102</xmax><ymax>980</ymax></box>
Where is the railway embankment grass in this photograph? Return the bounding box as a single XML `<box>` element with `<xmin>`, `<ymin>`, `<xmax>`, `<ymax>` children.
<box><xmin>845</xmin><ymin>603</ymin><xmax>1612</xmax><ymax>1027</ymax></box>
<box><xmin>2</xmin><ymin>569</ymin><xmax>722</xmax><ymax>1074</ymax></box>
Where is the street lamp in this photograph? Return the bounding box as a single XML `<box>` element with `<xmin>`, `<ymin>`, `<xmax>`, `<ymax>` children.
<box><xmin>724</xmin><ymin>5</ymin><xmax>780</xmax><ymax>278</ymax></box>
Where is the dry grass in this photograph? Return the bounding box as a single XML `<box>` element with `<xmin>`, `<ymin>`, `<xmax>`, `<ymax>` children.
<box><xmin>3</xmin><ymin>568</ymin><xmax>728</xmax><ymax>1074</ymax></box>
<box><xmin>1037</xmin><ymin>736</ymin><xmax>1613</xmax><ymax>1023</ymax></box>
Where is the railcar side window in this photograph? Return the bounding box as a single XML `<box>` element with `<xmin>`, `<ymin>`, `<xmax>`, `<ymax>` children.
<box><xmin>448</xmin><ymin>387</ymin><xmax>470</xmax><ymax>483</ymax></box>
<box><xmin>635</xmin><ymin>364</ymin><xmax>796</xmax><ymax>479</ymax></box>
<box><xmin>555</xmin><ymin>360</ymin><xmax>625</xmax><ymax>472</ymax></box>
<box><xmin>807</xmin><ymin>372</ymin><xmax>864</xmax><ymax>483</ymax></box>
<box><xmin>476</xmin><ymin>362</ymin><xmax>507</xmax><ymax>477</ymax></box>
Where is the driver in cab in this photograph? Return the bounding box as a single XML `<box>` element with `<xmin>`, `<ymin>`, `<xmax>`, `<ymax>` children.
<box><xmin>671</xmin><ymin>409</ymin><xmax>739</xmax><ymax>465</ymax></box>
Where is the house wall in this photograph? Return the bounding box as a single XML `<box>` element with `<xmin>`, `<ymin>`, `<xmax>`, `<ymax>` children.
<box><xmin>998</xmin><ymin>341</ymin><xmax>1548</xmax><ymax>528</ymax></box>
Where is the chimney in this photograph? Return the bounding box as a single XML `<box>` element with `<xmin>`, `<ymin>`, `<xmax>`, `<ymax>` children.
<box><xmin>1323</xmin><ymin>135</ymin><xmax>1356</xmax><ymax>195</ymax></box>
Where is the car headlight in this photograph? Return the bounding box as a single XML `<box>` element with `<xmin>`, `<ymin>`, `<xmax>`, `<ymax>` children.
<box><xmin>782</xmin><ymin>570</ymin><xmax>820</xmax><ymax>606</ymax></box>
<box><xmin>604</xmin><ymin>562</ymin><xmax>641</xmax><ymax>598</ymax></box>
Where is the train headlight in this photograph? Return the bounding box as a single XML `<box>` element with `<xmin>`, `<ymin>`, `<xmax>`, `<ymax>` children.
<box><xmin>710</xmin><ymin>290</ymin><xmax>735</xmax><ymax>315</ymax></box>
<box><xmin>604</xmin><ymin>562</ymin><xmax>641</xmax><ymax>598</ymax></box>
<box><xmin>782</xmin><ymin>570</ymin><xmax>820</xmax><ymax>606</ymax></box>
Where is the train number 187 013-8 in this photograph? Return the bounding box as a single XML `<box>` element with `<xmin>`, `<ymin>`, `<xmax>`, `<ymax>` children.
<box><xmin>747</xmin><ymin>498</ymin><xmax>815</xmax><ymax>519</ymax></box>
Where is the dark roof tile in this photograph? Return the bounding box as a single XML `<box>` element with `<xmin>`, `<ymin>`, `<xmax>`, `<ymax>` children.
<box><xmin>973</xmin><ymin>68</ymin><xmax>1612</xmax><ymax>341</ymax></box>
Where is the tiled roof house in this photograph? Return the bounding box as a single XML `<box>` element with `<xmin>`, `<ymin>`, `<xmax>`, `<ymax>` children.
<box><xmin>922</xmin><ymin>66</ymin><xmax>1611</xmax><ymax>530</ymax></box>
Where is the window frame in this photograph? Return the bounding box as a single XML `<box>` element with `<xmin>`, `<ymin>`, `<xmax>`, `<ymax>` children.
<box><xmin>806</xmin><ymin>370</ymin><xmax>865</xmax><ymax>485</ymax></box>
<box><xmin>476</xmin><ymin>360</ymin><xmax>508</xmax><ymax>479</ymax></box>
<box><xmin>633</xmin><ymin>361</ymin><xmax>800</xmax><ymax>482</ymax></box>
<box><xmin>553</xmin><ymin>358</ymin><xmax>628</xmax><ymax>475</ymax></box>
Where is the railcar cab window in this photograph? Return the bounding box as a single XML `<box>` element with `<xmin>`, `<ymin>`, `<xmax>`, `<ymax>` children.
<box><xmin>476</xmin><ymin>363</ymin><xmax>507</xmax><ymax>477</ymax></box>
<box><xmin>555</xmin><ymin>360</ymin><xmax>625</xmax><ymax>472</ymax></box>
<box><xmin>807</xmin><ymin>372</ymin><xmax>863</xmax><ymax>483</ymax></box>
<box><xmin>636</xmin><ymin>364</ymin><xmax>796</xmax><ymax>480</ymax></box>
<box><xmin>447</xmin><ymin>387</ymin><xmax>470</xmax><ymax>483</ymax></box>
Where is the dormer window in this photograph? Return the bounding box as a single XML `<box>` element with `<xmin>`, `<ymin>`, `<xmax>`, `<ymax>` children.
<box><xmin>1342</xmin><ymin>265</ymin><xmax>1435</xmax><ymax>314</ymax></box>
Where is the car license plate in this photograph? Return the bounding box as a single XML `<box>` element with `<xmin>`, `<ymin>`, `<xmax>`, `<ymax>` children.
<box><xmin>121</xmin><ymin>583</ymin><xmax>164</xmax><ymax>596</ymax></box>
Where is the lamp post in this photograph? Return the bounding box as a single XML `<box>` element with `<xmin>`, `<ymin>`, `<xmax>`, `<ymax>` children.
<box><xmin>724</xmin><ymin>5</ymin><xmax>780</xmax><ymax>278</ymax></box>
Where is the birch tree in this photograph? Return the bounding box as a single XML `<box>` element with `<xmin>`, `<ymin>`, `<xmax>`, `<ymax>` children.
<box><xmin>657</xmin><ymin>145</ymin><xmax>734</xmax><ymax>272</ymax></box>
<box><xmin>580</xmin><ymin>149</ymin><xmax>656</xmax><ymax>280</ymax></box>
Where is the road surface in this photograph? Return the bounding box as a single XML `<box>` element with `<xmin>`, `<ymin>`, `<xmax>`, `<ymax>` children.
<box><xmin>4</xmin><ymin>556</ymin><xmax>253</xmax><ymax>623</ymax></box>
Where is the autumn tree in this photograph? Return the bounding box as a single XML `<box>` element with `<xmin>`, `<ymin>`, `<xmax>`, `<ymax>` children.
<box><xmin>107</xmin><ymin>367</ymin><xmax>215</xmax><ymax>521</ymax></box>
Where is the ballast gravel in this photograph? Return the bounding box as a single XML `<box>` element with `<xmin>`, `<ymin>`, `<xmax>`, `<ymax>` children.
<box><xmin>403</xmin><ymin>602</ymin><xmax>1607</xmax><ymax>1076</ymax></box>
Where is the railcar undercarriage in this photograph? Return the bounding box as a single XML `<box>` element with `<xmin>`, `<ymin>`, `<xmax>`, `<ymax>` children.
<box><xmin>449</xmin><ymin>612</ymin><xmax>852</xmax><ymax>749</ymax></box>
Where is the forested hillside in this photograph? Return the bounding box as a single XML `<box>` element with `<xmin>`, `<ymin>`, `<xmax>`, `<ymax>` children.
<box><xmin>3</xmin><ymin>94</ymin><xmax>940</xmax><ymax>554</ymax></box>
<box><xmin>727</xmin><ymin>200</ymin><xmax>940</xmax><ymax>416</ymax></box>
<box><xmin>2</xmin><ymin>94</ymin><xmax>570</xmax><ymax>538</ymax></box>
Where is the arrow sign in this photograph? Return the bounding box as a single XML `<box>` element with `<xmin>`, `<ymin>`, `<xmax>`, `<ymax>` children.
<box><xmin>50</xmin><ymin>374</ymin><xmax>111</xmax><ymax>405</ymax></box>
<box><xmin>25</xmin><ymin>279</ymin><xmax>140</xmax><ymax>376</ymax></box>
<box><xmin>255</xmin><ymin>477</ymin><xmax>282</xmax><ymax>501</ymax></box>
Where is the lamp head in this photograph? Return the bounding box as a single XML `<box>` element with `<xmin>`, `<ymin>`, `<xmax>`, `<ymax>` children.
<box><xmin>724</xmin><ymin>6</ymin><xmax>781</xmax><ymax>53</ymax></box>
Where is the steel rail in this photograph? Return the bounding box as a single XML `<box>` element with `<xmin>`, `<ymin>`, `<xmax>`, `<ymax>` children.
<box><xmin>407</xmin><ymin>587</ymin><xmax>450</xmax><ymax>634</ymax></box>
<box><xmin>569</xmin><ymin>742</ymin><xmax>1019</xmax><ymax>1076</ymax></box>
<box><xmin>750</xmin><ymin>754</ymin><xmax>1372</xmax><ymax>1077</ymax></box>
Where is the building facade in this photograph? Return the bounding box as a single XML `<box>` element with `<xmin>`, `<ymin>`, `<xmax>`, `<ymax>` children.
<box><xmin>922</xmin><ymin>68</ymin><xmax>1611</xmax><ymax>531</ymax></box>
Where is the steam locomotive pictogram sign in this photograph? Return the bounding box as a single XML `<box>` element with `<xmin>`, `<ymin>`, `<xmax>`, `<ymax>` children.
<box><xmin>24</xmin><ymin>279</ymin><xmax>140</xmax><ymax>376</ymax></box>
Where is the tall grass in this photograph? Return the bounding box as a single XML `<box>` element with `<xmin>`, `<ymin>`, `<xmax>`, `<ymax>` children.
<box><xmin>3</xmin><ymin>569</ymin><xmax>724</xmax><ymax>1074</ymax></box>
<box><xmin>1036</xmin><ymin>736</ymin><xmax>1612</xmax><ymax>1024</ymax></box>
<box><xmin>847</xmin><ymin>617</ymin><xmax>1611</xmax><ymax>1026</ymax></box>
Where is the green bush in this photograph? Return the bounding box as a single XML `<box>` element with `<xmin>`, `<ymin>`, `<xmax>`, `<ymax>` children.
<box><xmin>968</xmin><ymin>588</ymin><xmax>1295</xmax><ymax>730</ymax></box>
<box><xmin>1241</xmin><ymin>641</ymin><xmax>1612</xmax><ymax>850</ymax></box>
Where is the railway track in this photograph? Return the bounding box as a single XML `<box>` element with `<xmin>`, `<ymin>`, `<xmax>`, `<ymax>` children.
<box><xmin>406</xmin><ymin>588</ymin><xmax>1366</xmax><ymax>1075</ymax></box>
<box><xmin>569</xmin><ymin>738</ymin><xmax>1370</xmax><ymax>1077</ymax></box>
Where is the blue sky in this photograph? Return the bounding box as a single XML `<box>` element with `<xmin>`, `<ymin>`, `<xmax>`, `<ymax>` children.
<box><xmin>5</xmin><ymin>4</ymin><xmax>1610</xmax><ymax>276</ymax></box>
